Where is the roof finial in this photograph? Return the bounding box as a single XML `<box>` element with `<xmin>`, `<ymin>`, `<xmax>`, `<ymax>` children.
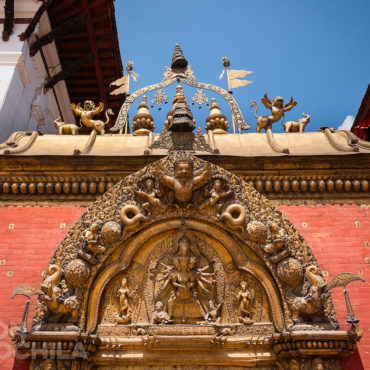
<box><xmin>171</xmin><ymin>43</ymin><xmax>188</xmax><ymax>72</ymax></box>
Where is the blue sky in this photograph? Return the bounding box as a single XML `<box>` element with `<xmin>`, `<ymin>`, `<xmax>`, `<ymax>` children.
<box><xmin>115</xmin><ymin>0</ymin><xmax>370</xmax><ymax>133</ymax></box>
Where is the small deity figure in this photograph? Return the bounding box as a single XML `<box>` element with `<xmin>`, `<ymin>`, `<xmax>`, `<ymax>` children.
<box><xmin>134</xmin><ymin>178</ymin><xmax>166</xmax><ymax>211</ymax></box>
<box><xmin>235</xmin><ymin>281</ymin><xmax>254</xmax><ymax>324</ymax></box>
<box><xmin>156</xmin><ymin>156</ymin><xmax>212</xmax><ymax>204</ymax></box>
<box><xmin>250</xmin><ymin>93</ymin><xmax>297</xmax><ymax>132</ymax></box>
<box><xmin>59</xmin><ymin>279</ymin><xmax>69</xmax><ymax>299</ymax></box>
<box><xmin>263</xmin><ymin>222</ymin><xmax>285</xmax><ymax>254</ymax></box>
<box><xmin>152</xmin><ymin>301</ymin><xmax>171</xmax><ymax>324</ymax></box>
<box><xmin>204</xmin><ymin>299</ymin><xmax>222</xmax><ymax>324</ymax></box>
<box><xmin>263</xmin><ymin>221</ymin><xmax>289</xmax><ymax>263</ymax></box>
<box><xmin>117</xmin><ymin>277</ymin><xmax>136</xmax><ymax>324</ymax></box>
<box><xmin>83</xmin><ymin>222</ymin><xmax>105</xmax><ymax>256</ymax></box>
<box><xmin>199</xmin><ymin>179</ymin><xmax>233</xmax><ymax>212</ymax></box>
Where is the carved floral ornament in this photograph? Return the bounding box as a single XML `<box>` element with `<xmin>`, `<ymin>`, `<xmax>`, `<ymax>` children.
<box><xmin>14</xmin><ymin>152</ymin><xmax>361</xmax><ymax>368</ymax></box>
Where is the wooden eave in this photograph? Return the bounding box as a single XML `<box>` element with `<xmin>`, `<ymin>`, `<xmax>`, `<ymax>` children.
<box><xmin>47</xmin><ymin>0</ymin><xmax>124</xmax><ymax>128</ymax></box>
<box><xmin>0</xmin><ymin>132</ymin><xmax>369</xmax><ymax>205</ymax></box>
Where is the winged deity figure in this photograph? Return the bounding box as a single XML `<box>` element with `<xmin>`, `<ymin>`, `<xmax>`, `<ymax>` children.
<box><xmin>156</xmin><ymin>155</ymin><xmax>212</xmax><ymax>204</ymax></box>
<box><xmin>250</xmin><ymin>93</ymin><xmax>297</xmax><ymax>132</ymax></box>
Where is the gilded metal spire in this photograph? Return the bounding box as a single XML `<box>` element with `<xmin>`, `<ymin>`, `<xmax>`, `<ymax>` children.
<box><xmin>171</xmin><ymin>42</ymin><xmax>188</xmax><ymax>72</ymax></box>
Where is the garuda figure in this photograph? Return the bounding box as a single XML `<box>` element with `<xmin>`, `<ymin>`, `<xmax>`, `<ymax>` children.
<box><xmin>156</xmin><ymin>154</ymin><xmax>212</xmax><ymax>204</ymax></box>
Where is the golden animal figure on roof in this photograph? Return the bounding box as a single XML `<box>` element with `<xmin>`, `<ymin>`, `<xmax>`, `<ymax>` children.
<box><xmin>71</xmin><ymin>100</ymin><xmax>114</xmax><ymax>135</ymax></box>
<box><xmin>250</xmin><ymin>93</ymin><xmax>297</xmax><ymax>132</ymax></box>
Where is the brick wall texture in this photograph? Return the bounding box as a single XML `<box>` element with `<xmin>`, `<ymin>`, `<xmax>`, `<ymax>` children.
<box><xmin>0</xmin><ymin>204</ymin><xmax>369</xmax><ymax>369</ymax></box>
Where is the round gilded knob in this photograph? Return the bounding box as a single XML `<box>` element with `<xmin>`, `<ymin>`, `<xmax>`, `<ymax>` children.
<box><xmin>344</xmin><ymin>180</ymin><xmax>351</xmax><ymax>192</ymax></box>
<box><xmin>80</xmin><ymin>182</ymin><xmax>88</xmax><ymax>194</ymax></box>
<box><xmin>361</xmin><ymin>180</ymin><xmax>369</xmax><ymax>192</ymax></box>
<box><xmin>255</xmin><ymin>180</ymin><xmax>263</xmax><ymax>192</ymax></box>
<box><xmin>106</xmin><ymin>182</ymin><xmax>114</xmax><ymax>191</ymax></box>
<box><xmin>98</xmin><ymin>181</ymin><xmax>105</xmax><ymax>194</ymax></box>
<box><xmin>247</xmin><ymin>221</ymin><xmax>267</xmax><ymax>242</ymax></box>
<box><xmin>291</xmin><ymin>180</ymin><xmax>299</xmax><ymax>192</ymax></box>
<box><xmin>11</xmin><ymin>183</ymin><xmax>19</xmax><ymax>194</ymax></box>
<box><xmin>335</xmin><ymin>179</ymin><xmax>343</xmax><ymax>191</ymax></box>
<box><xmin>37</xmin><ymin>182</ymin><xmax>44</xmax><ymax>194</ymax></box>
<box><xmin>282</xmin><ymin>180</ymin><xmax>290</xmax><ymax>192</ymax></box>
<box><xmin>20</xmin><ymin>183</ymin><xmax>28</xmax><ymax>194</ymax></box>
<box><xmin>63</xmin><ymin>182</ymin><xmax>71</xmax><ymax>194</ymax></box>
<box><xmin>277</xmin><ymin>258</ymin><xmax>303</xmax><ymax>288</ymax></box>
<box><xmin>309</xmin><ymin>180</ymin><xmax>316</xmax><ymax>193</ymax></box>
<box><xmin>2</xmin><ymin>183</ymin><xmax>10</xmax><ymax>193</ymax></box>
<box><xmin>300</xmin><ymin>180</ymin><xmax>308</xmax><ymax>192</ymax></box>
<box><xmin>28</xmin><ymin>183</ymin><xmax>36</xmax><ymax>194</ymax></box>
<box><xmin>89</xmin><ymin>182</ymin><xmax>97</xmax><ymax>194</ymax></box>
<box><xmin>65</xmin><ymin>259</ymin><xmax>90</xmax><ymax>287</ymax></box>
<box><xmin>101</xmin><ymin>221</ymin><xmax>122</xmax><ymax>243</ymax></box>
<box><xmin>318</xmin><ymin>180</ymin><xmax>325</xmax><ymax>192</ymax></box>
<box><xmin>264</xmin><ymin>180</ymin><xmax>272</xmax><ymax>192</ymax></box>
<box><xmin>46</xmin><ymin>183</ymin><xmax>53</xmax><ymax>194</ymax></box>
<box><xmin>273</xmin><ymin>180</ymin><xmax>281</xmax><ymax>192</ymax></box>
<box><xmin>54</xmin><ymin>182</ymin><xmax>62</xmax><ymax>194</ymax></box>
<box><xmin>352</xmin><ymin>180</ymin><xmax>360</xmax><ymax>192</ymax></box>
<box><xmin>72</xmin><ymin>182</ymin><xmax>79</xmax><ymax>194</ymax></box>
<box><xmin>326</xmin><ymin>180</ymin><xmax>334</xmax><ymax>192</ymax></box>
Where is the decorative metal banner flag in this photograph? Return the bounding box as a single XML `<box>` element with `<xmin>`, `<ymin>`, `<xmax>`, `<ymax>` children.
<box><xmin>228</xmin><ymin>69</ymin><xmax>253</xmax><ymax>80</ymax></box>
<box><xmin>110</xmin><ymin>75</ymin><xmax>129</xmax><ymax>95</ymax></box>
<box><xmin>229</xmin><ymin>78</ymin><xmax>253</xmax><ymax>89</ymax></box>
<box><xmin>110</xmin><ymin>61</ymin><xmax>139</xmax><ymax>95</ymax></box>
<box><xmin>219</xmin><ymin>56</ymin><xmax>254</xmax><ymax>91</ymax></box>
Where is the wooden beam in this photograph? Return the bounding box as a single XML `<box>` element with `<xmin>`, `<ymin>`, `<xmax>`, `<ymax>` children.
<box><xmin>58</xmin><ymin>32</ymin><xmax>89</xmax><ymax>40</ymax></box>
<box><xmin>67</xmin><ymin>79</ymin><xmax>99</xmax><ymax>85</ymax></box>
<box><xmin>19</xmin><ymin>0</ymin><xmax>55</xmax><ymax>41</ymax></box>
<box><xmin>48</xmin><ymin>7</ymin><xmax>82</xmax><ymax>25</ymax></box>
<box><xmin>43</xmin><ymin>53</ymin><xmax>94</xmax><ymax>91</ymax></box>
<box><xmin>92</xmin><ymin>14</ymin><xmax>109</xmax><ymax>24</ymax></box>
<box><xmin>56</xmin><ymin>40</ymin><xmax>113</xmax><ymax>50</ymax></box>
<box><xmin>59</xmin><ymin>51</ymin><xmax>114</xmax><ymax>59</ymax></box>
<box><xmin>90</xmin><ymin>0</ymin><xmax>109</xmax><ymax>9</ymax></box>
<box><xmin>47</xmin><ymin>0</ymin><xmax>76</xmax><ymax>14</ymax></box>
<box><xmin>30</xmin><ymin>13</ymin><xmax>87</xmax><ymax>56</ymax></box>
<box><xmin>81</xmin><ymin>0</ymin><xmax>107</xmax><ymax>106</ymax></box>
<box><xmin>2</xmin><ymin>0</ymin><xmax>14</xmax><ymax>41</ymax></box>
<box><xmin>106</xmin><ymin>0</ymin><xmax>123</xmax><ymax>79</ymax></box>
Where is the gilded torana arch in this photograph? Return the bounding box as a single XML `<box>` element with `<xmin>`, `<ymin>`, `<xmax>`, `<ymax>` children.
<box><xmin>11</xmin><ymin>151</ymin><xmax>361</xmax><ymax>369</ymax></box>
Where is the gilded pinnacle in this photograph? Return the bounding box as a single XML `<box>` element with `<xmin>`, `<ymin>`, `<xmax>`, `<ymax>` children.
<box><xmin>171</xmin><ymin>43</ymin><xmax>188</xmax><ymax>71</ymax></box>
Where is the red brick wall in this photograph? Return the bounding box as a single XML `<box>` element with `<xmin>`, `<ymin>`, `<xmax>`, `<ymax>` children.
<box><xmin>0</xmin><ymin>204</ymin><xmax>369</xmax><ymax>369</ymax></box>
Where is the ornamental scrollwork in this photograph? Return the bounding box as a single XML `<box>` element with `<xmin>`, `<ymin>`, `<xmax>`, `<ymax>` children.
<box><xmin>31</xmin><ymin>152</ymin><xmax>338</xmax><ymax>334</ymax></box>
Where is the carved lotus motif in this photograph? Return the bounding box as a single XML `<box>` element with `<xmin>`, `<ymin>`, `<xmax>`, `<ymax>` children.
<box><xmin>247</xmin><ymin>221</ymin><xmax>267</xmax><ymax>242</ymax></box>
<box><xmin>65</xmin><ymin>259</ymin><xmax>90</xmax><ymax>287</ymax></box>
<box><xmin>101</xmin><ymin>221</ymin><xmax>122</xmax><ymax>243</ymax></box>
<box><xmin>277</xmin><ymin>258</ymin><xmax>303</xmax><ymax>288</ymax></box>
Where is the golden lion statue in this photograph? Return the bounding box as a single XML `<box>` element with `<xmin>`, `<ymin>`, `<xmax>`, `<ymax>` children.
<box><xmin>71</xmin><ymin>100</ymin><xmax>114</xmax><ymax>135</ymax></box>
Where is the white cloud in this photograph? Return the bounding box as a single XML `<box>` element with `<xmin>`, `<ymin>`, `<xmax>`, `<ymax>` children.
<box><xmin>337</xmin><ymin>115</ymin><xmax>355</xmax><ymax>130</ymax></box>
